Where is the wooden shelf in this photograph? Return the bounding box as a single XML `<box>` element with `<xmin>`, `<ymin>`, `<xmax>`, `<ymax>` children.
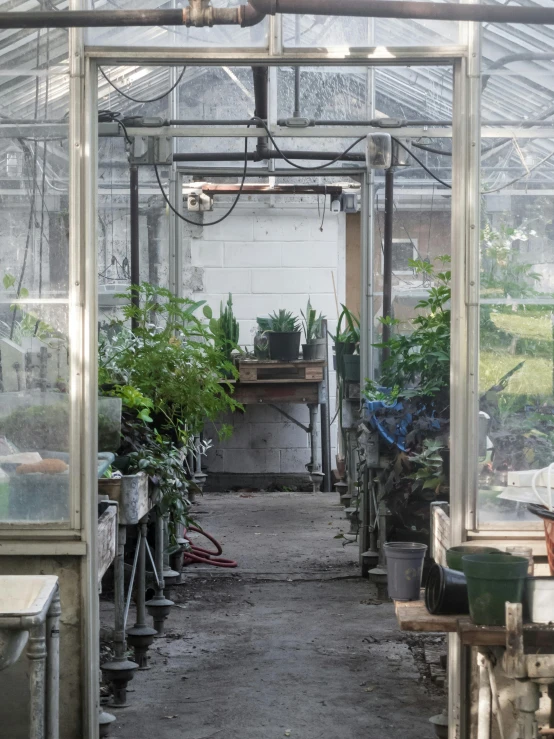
<box><xmin>395</xmin><ymin>597</ymin><xmax>554</xmax><ymax>646</ymax></box>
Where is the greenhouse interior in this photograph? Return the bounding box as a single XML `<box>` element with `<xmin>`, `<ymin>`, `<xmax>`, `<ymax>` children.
<box><xmin>4</xmin><ymin>1</ymin><xmax>554</xmax><ymax>738</ymax></box>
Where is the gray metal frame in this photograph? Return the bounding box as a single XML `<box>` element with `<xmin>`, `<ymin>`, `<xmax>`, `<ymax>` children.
<box><xmin>82</xmin><ymin>43</ymin><xmax>470</xmax><ymax>739</ymax></box>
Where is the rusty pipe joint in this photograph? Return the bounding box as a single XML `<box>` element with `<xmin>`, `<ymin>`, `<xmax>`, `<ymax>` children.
<box><xmin>184</xmin><ymin>0</ymin><xmax>248</xmax><ymax>26</ymax></box>
<box><xmin>184</xmin><ymin>0</ymin><xmax>215</xmax><ymax>27</ymax></box>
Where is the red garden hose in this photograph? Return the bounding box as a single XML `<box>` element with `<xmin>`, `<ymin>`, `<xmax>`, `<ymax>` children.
<box><xmin>182</xmin><ymin>525</ymin><xmax>238</xmax><ymax>568</ymax></box>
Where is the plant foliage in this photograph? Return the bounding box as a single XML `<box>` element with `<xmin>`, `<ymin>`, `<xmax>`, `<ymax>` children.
<box><xmin>300</xmin><ymin>299</ymin><xmax>324</xmax><ymax>343</ymax></box>
<box><xmin>257</xmin><ymin>309</ymin><xmax>301</xmax><ymax>333</ymax></box>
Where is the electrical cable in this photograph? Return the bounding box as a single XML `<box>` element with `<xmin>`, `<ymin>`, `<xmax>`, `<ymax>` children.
<box><xmin>391</xmin><ymin>137</ymin><xmax>452</xmax><ymax>189</ymax></box>
<box><xmin>251</xmin><ymin>116</ymin><xmax>366</xmax><ymax>170</ymax></box>
<box><xmin>99</xmin><ymin>65</ymin><xmax>186</xmax><ymax>104</ymax></box>
<box><xmin>154</xmin><ymin>136</ymin><xmax>249</xmax><ymax>227</ymax></box>
<box><xmin>481</xmin><ymin>148</ymin><xmax>554</xmax><ymax>194</ymax></box>
<box><xmin>98</xmin><ymin>110</ymin><xmax>132</xmax><ymax>145</ymax></box>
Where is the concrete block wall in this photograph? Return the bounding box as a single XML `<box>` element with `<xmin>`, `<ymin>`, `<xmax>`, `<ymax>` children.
<box><xmin>183</xmin><ymin>202</ymin><xmax>346</xmax><ymax>478</ymax></box>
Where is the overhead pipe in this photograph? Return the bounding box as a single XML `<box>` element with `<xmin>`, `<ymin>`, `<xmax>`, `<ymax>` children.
<box><xmin>173</xmin><ymin>149</ymin><xmax>365</xmax><ymax>163</ymax></box>
<box><xmin>8</xmin><ymin>0</ymin><xmax>554</xmax><ymax>27</ymax></box>
<box><xmin>252</xmin><ymin>66</ymin><xmax>269</xmax><ymax>160</ymax></box>
<box><xmin>246</xmin><ymin>0</ymin><xmax>554</xmax><ymax>25</ymax></box>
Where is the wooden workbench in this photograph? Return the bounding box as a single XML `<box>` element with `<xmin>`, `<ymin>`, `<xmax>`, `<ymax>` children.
<box><xmin>395</xmin><ymin>597</ymin><xmax>554</xmax><ymax>647</ymax></box>
<box><xmin>225</xmin><ymin>358</ymin><xmax>328</xmax><ymax>489</ymax></box>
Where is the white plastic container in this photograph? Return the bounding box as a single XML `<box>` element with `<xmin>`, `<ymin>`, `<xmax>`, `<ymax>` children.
<box><xmin>525</xmin><ymin>577</ymin><xmax>554</xmax><ymax>624</ymax></box>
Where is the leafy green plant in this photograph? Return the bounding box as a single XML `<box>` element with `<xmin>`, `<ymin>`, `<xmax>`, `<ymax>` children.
<box><xmin>373</xmin><ymin>257</ymin><xmax>451</xmax><ymax>401</ymax></box>
<box><xmin>98</xmin><ymin>283</ymin><xmax>239</xmax><ymax>443</ymax></box>
<box><xmin>407</xmin><ymin>439</ymin><xmax>447</xmax><ymax>499</ymax></box>
<box><xmin>331</xmin><ymin>305</ymin><xmax>360</xmax><ymax>348</ymax></box>
<box><xmin>257</xmin><ymin>310</ymin><xmax>301</xmax><ymax>333</ymax></box>
<box><xmin>301</xmin><ymin>299</ymin><xmax>324</xmax><ymax>343</ymax></box>
<box><xmin>481</xmin><ymin>223</ymin><xmax>540</xmax><ymax>299</ymax></box>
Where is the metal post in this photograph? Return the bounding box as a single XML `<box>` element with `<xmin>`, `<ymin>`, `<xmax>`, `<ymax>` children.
<box><xmin>130</xmin><ymin>164</ymin><xmax>140</xmax><ymax>331</ymax></box>
<box><xmin>46</xmin><ymin>587</ymin><xmax>61</xmax><ymax>739</ymax></box>
<box><xmin>308</xmin><ymin>403</ymin><xmax>324</xmax><ymax>492</ymax></box>
<box><xmin>127</xmin><ymin>518</ymin><xmax>156</xmax><ymax>669</ymax></box>
<box><xmin>28</xmin><ymin>622</ymin><xmax>47</xmax><ymax>739</ymax></box>
<box><xmin>382</xmin><ymin>167</ymin><xmax>394</xmax><ymax>362</ymax></box>
<box><xmin>146</xmin><ymin>510</ymin><xmax>174</xmax><ymax>635</ymax></box>
<box><xmin>320</xmin><ymin>318</ymin><xmax>332</xmax><ymax>492</ymax></box>
<box><xmin>101</xmin><ymin>517</ymin><xmax>138</xmax><ymax>706</ymax></box>
<box><xmin>162</xmin><ymin>512</ymin><xmax>180</xmax><ymax>584</ymax></box>
<box><xmin>477</xmin><ymin>650</ymin><xmax>491</xmax><ymax>739</ymax></box>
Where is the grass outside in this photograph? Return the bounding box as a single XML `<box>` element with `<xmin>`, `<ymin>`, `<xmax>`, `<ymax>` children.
<box><xmin>491</xmin><ymin>311</ymin><xmax>553</xmax><ymax>341</ymax></box>
<box><xmin>480</xmin><ymin>351</ymin><xmax>553</xmax><ymax>397</ymax></box>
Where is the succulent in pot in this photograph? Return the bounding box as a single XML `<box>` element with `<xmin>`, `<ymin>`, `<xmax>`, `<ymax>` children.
<box><xmin>257</xmin><ymin>310</ymin><xmax>301</xmax><ymax>361</ymax></box>
<box><xmin>300</xmin><ymin>299</ymin><xmax>326</xmax><ymax>360</ymax></box>
<box><xmin>330</xmin><ymin>305</ymin><xmax>360</xmax><ymax>377</ymax></box>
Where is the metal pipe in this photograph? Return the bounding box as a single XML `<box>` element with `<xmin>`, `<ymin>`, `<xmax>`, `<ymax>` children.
<box><xmin>8</xmin><ymin>0</ymin><xmax>554</xmax><ymax>28</ymax></box>
<box><xmin>252</xmin><ymin>66</ymin><xmax>269</xmax><ymax>160</ymax></box>
<box><xmin>321</xmin><ymin>318</ymin><xmax>332</xmax><ymax>493</ymax></box>
<box><xmin>169</xmin><ymin>119</ymin><xmax>260</xmax><ymax>126</ymax></box>
<box><xmin>294</xmin><ymin>68</ymin><xmax>301</xmax><ymax>118</ymax></box>
<box><xmin>130</xmin><ymin>165</ymin><xmax>140</xmax><ymax>331</ymax></box>
<box><xmin>0</xmin><ymin>9</ymin><xmax>185</xmax><ymax>27</ymax></box>
<box><xmin>248</xmin><ymin>0</ymin><xmax>554</xmax><ymax>24</ymax></box>
<box><xmin>114</xmin><ymin>525</ymin><xmax>127</xmax><ymax>660</ymax></box>
<box><xmin>381</xmin><ymin>167</ymin><xmax>394</xmax><ymax>363</ymax></box>
<box><xmin>173</xmin><ymin>150</ymin><xmax>365</xmax><ymax>163</ymax></box>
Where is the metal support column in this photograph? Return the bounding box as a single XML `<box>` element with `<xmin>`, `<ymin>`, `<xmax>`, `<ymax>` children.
<box><xmin>146</xmin><ymin>511</ymin><xmax>174</xmax><ymax>635</ymax></box>
<box><xmin>320</xmin><ymin>318</ymin><xmax>332</xmax><ymax>492</ymax></box>
<box><xmin>28</xmin><ymin>622</ymin><xmax>47</xmax><ymax>739</ymax></box>
<box><xmin>130</xmin><ymin>164</ymin><xmax>140</xmax><ymax>331</ymax></box>
<box><xmin>126</xmin><ymin>518</ymin><xmax>157</xmax><ymax>669</ymax></box>
<box><xmin>382</xmin><ymin>167</ymin><xmax>394</xmax><ymax>362</ymax></box>
<box><xmin>46</xmin><ymin>587</ymin><xmax>61</xmax><ymax>739</ymax></box>
<box><xmin>308</xmin><ymin>403</ymin><xmax>324</xmax><ymax>492</ymax></box>
<box><xmin>101</xmin><ymin>520</ymin><xmax>138</xmax><ymax>707</ymax></box>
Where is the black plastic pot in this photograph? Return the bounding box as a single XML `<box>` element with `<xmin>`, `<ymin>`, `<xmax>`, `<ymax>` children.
<box><xmin>425</xmin><ymin>563</ymin><xmax>469</xmax><ymax>615</ymax></box>
<box><xmin>268</xmin><ymin>331</ymin><xmax>301</xmax><ymax>361</ymax></box>
<box><xmin>342</xmin><ymin>353</ymin><xmax>360</xmax><ymax>382</ymax></box>
<box><xmin>302</xmin><ymin>340</ymin><xmax>326</xmax><ymax>360</ymax></box>
<box><xmin>334</xmin><ymin>341</ymin><xmax>355</xmax><ymax>376</ymax></box>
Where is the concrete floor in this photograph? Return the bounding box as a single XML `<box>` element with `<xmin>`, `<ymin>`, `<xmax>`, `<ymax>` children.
<box><xmin>101</xmin><ymin>492</ymin><xmax>445</xmax><ymax>739</ymax></box>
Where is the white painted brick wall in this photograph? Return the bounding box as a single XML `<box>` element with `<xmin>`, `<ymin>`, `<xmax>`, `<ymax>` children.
<box><xmin>186</xmin><ymin>203</ymin><xmax>346</xmax><ymax>477</ymax></box>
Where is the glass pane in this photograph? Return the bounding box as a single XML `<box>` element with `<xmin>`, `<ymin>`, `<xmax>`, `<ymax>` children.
<box><xmin>477</xmin><ymin>22</ymin><xmax>554</xmax><ymax>525</ymax></box>
<box><xmin>0</xmin><ymin>305</ymin><xmax>70</xmax><ymax>523</ymax></box>
<box><xmin>283</xmin><ymin>8</ymin><xmax>458</xmax><ymax>48</ymax></box>
<box><xmin>478</xmin><ymin>196</ymin><xmax>554</xmax><ymax>524</ymax></box>
<box><xmin>0</xmin><ymin>133</ymin><xmax>70</xmax><ymax>300</ymax></box>
<box><xmin>86</xmin><ymin>0</ymin><xmax>267</xmax><ymax>48</ymax></box>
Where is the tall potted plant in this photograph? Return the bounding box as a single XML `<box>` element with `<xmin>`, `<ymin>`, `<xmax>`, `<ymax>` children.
<box><xmin>301</xmin><ymin>299</ymin><xmax>326</xmax><ymax>360</ymax></box>
<box><xmin>331</xmin><ymin>305</ymin><xmax>360</xmax><ymax>379</ymax></box>
<box><xmin>209</xmin><ymin>293</ymin><xmax>240</xmax><ymax>375</ymax></box>
<box><xmin>257</xmin><ymin>310</ymin><xmax>301</xmax><ymax>361</ymax></box>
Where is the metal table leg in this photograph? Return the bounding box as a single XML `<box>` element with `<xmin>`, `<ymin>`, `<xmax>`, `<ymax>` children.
<box><xmin>28</xmin><ymin>621</ymin><xmax>47</xmax><ymax>739</ymax></box>
<box><xmin>46</xmin><ymin>587</ymin><xmax>61</xmax><ymax>739</ymax></box>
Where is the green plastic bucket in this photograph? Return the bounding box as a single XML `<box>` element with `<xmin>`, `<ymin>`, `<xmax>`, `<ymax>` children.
<box><xmin>462</xmin><ymin>553</ymin><xmax>529</xmax><ymax>626</ymax></box>
<box><xmin>446</xmin><ymin>545</ymin><xmax>501</xmax><ymax>572</ymax></box>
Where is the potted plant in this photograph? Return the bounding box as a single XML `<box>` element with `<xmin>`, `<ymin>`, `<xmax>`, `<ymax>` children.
<box><xmin>257</xmin><ymin>310</ymin><xmax>301</xmax><ymax>361</ymax></box>
<box><xmin>210</xmin><ymin>293</ymin><xmax>240</xmax><ymax>375</ymax></box>
<box><xmin>331</xmin><ymin>305</ymin><xmax>360</xmax><ymax>380</ymax></box>
<box><xmin>300</xmin><ymin>299</ymin><xmax>326</xmax><ymax>360</ymax></box>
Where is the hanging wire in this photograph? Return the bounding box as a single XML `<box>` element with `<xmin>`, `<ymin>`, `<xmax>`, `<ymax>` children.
<box><xmin>391</xmin><ymin>137</ymin><xmax>452</xmax><ymax>189</ymax></box>
<box><xmin>99</xmin><ymin>66</ymin><xmax>186</xmax><ymax>105</ymax></box>
<box><xmin>482</xmin><ymin>148</ymin><xmax>554</xmax><ymax>194</ymax></box>
<box><xmin>251</xmin><ymin>116</ymin><xmax>366</xmax><ymax>171</ymax></box>
<box><xmin>154</xmin><ymin>137</ymin><xmax>249</xmax><ymax>227</ymax></box>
